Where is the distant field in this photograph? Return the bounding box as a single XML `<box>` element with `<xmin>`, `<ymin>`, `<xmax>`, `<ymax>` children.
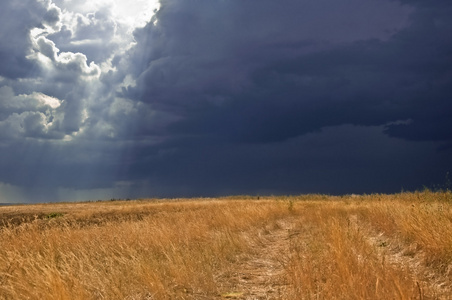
<box><xmin>1</xmin><ymin>192</ymin><xmax>451</xmax><ymax>299</ymax></box>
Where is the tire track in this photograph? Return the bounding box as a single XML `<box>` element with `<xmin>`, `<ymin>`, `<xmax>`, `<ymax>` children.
<box><xmin>214</xmin><ymin>218</ymin><xmax>296</xmax><ymax>299</ymax></box>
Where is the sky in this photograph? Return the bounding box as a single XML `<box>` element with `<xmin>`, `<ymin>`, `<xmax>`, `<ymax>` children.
<box><xmin>0</xmin><ymin>0</ymin><xmax>451</xmax><ymax>203</ymax></box>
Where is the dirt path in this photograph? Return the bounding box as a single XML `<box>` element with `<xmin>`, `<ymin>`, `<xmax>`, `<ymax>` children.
<box><xmin>351</xmin><ymin>215</ymin><xmax>452</xmax><ymax>299</ymax></box>
<box><xmin>214</xmin><ymin>218</ymin><xmax>296</xmax><ymax>299</ymax></box>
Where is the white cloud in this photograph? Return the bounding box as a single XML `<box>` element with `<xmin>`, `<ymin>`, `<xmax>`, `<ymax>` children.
<box><xmin>35</xmin><ymin>36</ymin><xmax>58</xmax><ymax>61</ymax></box>
<box><xmin>0</xmin><ymin>87</ymin><xmax>61</xmax><ymax>111</ymax></box>
<box><xmin>55</xmin><ymin>52</ymin><xmax>101</xmax><ymax>78</ymax></box>
<box><xmin>11</xmin><ymin>0</ymin><xmax>162</xmax><ymax>143</ymax></box>
<box><xmin>0</xmin><ymin>86</ymin><xmax>64</xmax><ymax>139</ymax></box>
<box><xmin>33</xmin><ymin>92</ymin><xmax>61</xmax><ymax>109</ymax></box>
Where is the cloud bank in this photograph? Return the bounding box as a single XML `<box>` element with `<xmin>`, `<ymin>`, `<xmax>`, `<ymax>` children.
<box><xmin>0</xmin><ymin>0</ymin><xmax>451</xmax><ymax>202</ymax></box>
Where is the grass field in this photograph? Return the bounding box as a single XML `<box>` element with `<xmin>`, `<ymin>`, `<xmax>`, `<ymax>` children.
<box><xmin>1</xmin><ymin>191</ymin><xmax>451</xmax><ymax>299</ymax></box>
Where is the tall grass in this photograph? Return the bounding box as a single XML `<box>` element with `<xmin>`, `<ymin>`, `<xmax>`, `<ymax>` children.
<box><xmin>285</xmin><ymin>192</ymin><xmax>452</xmax><ymax>299</ymax></box>
<box><xmin>0</xmin><ymin>192</ymin><xmax>451</xmax><ymax>299</ymax></box>
<box><xmin>0</xmin><ymin>200</ymin><xmax>289</xmax><ymax>299</ymax></box>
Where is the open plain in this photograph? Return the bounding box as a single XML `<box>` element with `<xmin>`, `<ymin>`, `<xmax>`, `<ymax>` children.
<box><xmin>1</xmin><ymin>191</ymin><xmax>451</xmax><ymax>299</ymax></box>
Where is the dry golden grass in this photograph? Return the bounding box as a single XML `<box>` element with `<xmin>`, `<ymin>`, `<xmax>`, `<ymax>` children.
<box><xmin>0</xmin><ymin>191</ymin><xmax>451</xmax><ymax>299</ymax></box>
<box><xmin>285</xmin><ymin>194</ymin><xmax>452</xmax><ymax>299</ymax></box>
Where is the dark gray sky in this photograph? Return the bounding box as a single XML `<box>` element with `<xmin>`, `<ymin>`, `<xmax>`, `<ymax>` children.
<box><xmin>1</xmin><ymin>0</ymin><xmax>451</xmax><ymax>203</ymax></box>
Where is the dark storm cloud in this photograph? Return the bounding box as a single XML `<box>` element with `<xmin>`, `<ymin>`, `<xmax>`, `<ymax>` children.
<box><xmin>124</xmin><ymin>0</ymin><xmax>451</xmax><ymax>146</ymax></box>
<box><xmin>101</xmin><ymin>0</ymin><xmax>452</xmax><ymax>199</ymax></box>
<box><xmin>105</xmin><ymin>125</ymin><xmax>452</xmax><ymax>197</ymax></box>
<box><xmin>0</xmin><ymin>1</ymin><xmax>49</xmax><ymax>79</ymax></box>
<box><xmin>1</xmin><ymin>0</ymin><xmax>451</xmax><ymax>202</ymax></box>
<box><xmin>123</xmin><ymin>0</ymin><xmax>411</xmax><ymax>93</ymax></box>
